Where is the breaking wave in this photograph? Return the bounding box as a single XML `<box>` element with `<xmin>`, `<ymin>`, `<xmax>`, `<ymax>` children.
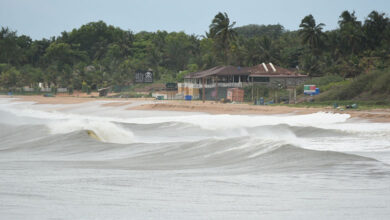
<box><xmin>1</xmin><ymin>99</ymin><xmax>390</xmax><ymax>169</ymax></box>
<box><xmin>47</xmin><ymin>119</ymin><xmax>135</xmax><ymax>144</ymax></box>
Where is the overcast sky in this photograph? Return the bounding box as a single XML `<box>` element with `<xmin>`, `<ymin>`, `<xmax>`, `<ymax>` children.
<box><xmin>0</xmin><ymin>0</ymin><xmax>389</xmax><ymax>39</ymax></box>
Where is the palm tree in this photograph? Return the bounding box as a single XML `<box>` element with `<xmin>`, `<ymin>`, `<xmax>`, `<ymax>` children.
<box><xmin>299</xmin><ymin>15</ymin><xmax>326</xmax><ymax>54</ymax></box>
<box><xmin>338</xmin><ymin>11</ymin><xmax>361</xmax><ymax>27</ymax></box>
<box><xmin>363</xmin><ymin>11</ymin><xmax>389</xmax><ymax>49</ymax></box>
<box><xmin>209</xmin><ymin>12</ymin><xmax>237</xmax><ymax>64</ymax></box>
<box><xmin>338</xmin><ymin>11</ymin><xmax>363</xmax><ymax>54</ymax></box>
<box><xmin>258</xmin><ymin>36</ymin><xmax>274</xmax><ymax>62</ymax></box>
<box><xmin>0</xmin><ymin>27</ymin><xmax>20</xmax><ymax>64</ymax></box>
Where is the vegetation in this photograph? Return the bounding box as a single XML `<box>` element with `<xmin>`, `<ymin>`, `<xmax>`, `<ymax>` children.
<box><xmin>296</xmin><ymin>74</ymin><xmax>345</xmax><ymax>94</ymax></box>
<box><xmin>317</xmin><ymin>68</ymin><xmax>390</xmax><ymax>102</ymax></box>
<box><xmin>208</xmin><ymin>12</ymin><xmax>237</xmax><ymax>64</ymax></box>
<box><xmin>1</xmin><ymin>10</ymin><xmax>389</xmax><ymax>100</ymax></box>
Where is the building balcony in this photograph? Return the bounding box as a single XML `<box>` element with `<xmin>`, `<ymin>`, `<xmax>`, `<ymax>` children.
<box><xmin>178</xmin><ymin>82</ymin><xmax>246</xmax><ymax>89</ymax></box>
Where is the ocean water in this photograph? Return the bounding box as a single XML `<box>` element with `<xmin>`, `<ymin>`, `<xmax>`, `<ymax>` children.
<box><xmin>0</xmin><ymin>98</ymin><xmax>389</xmax><ymax>219</ymax></box>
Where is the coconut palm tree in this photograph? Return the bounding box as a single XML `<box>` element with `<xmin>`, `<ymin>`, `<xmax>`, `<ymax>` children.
<box><xmin>209</xmin><ymin>12</ymin><xmax>237</xmax><ymax>64</ymax></box>
<box><xmin>299</xmin><ymin>15</ymin><xmax>326</xmax><ymax>54</ymax></box>
<box><xmin>338</xmin><ymin>11</ymin><xmax>363</xmax><ymax>54</ymax></box>
<box><xmin>363</xmin><ymin>11</ymin><xmax>389</xmax><ymax>49</ymax></box>
<box><xmin>338</xmin><ymin>11</ymin><xmax>361</xmax><ymax>27</ymax></box>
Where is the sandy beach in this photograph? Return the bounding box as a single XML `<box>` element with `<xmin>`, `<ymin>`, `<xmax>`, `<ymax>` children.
<box><xmin>3</xmin><ymin>95</ymin><xmax>390</xmax><ymax>122</ymax></box>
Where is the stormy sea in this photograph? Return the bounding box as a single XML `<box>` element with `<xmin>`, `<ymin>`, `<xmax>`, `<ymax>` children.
<box><xmin>0</xmin><ymin>98</ymin><xmax>389</xmax><ymax>219</ymax></box>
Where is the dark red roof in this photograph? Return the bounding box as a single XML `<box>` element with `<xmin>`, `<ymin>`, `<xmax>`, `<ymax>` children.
<box><xmin>248</xmin><ymin>63</ymin><xmax>302</xmax><ymax>76</ymax></box>
<box><xmin>184</xmin><ymin>66</ymin><xmax>250</xmax><ymax>79</ymax></box>
<box><xmin>184</xmin><ymin>63</ymin><xmax>306</xmax><ymax>79</ymax></box>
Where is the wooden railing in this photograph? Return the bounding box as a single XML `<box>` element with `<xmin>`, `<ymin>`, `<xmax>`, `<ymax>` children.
<box><xmin>178</xmin><ymin>82</ymin><xmax>247</xmax><ymax>88</ymax></box>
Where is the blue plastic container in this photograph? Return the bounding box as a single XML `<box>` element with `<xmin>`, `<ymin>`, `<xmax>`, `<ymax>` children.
<box><xmin>185</xmin><ymin>95</ymin><xmax>192</xmax><ymax>101</ymax></box>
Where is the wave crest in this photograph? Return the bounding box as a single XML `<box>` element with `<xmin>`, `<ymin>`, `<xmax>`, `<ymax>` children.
<box><xmin>47</xmin><ymin>119</ymin><xmax>134</xmax><ymax>144</ymax></box>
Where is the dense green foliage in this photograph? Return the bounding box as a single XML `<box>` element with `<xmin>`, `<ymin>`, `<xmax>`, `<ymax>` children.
<box><xmin>317</xmin><ymin>68</ymin><xmax>390</xmax><ymax>102</ymax></box>
<box><xmin>0</xmin><ymin>10</ymin><xmax>389</xmax><ymax>92</ymax></box>
<box><xmin>235</xmin><ymin>24</ymin><xmax>285</xmax><ymax>39</ymax></box>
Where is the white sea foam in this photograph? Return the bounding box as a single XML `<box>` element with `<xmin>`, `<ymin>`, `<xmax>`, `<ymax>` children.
<box><xmin>1</xmin><ymin>98</ymin><xmax>389</xmax><ymax>151</ymax></box>
<box><xmin>0</xmin><ymin>99</ymin><xmax>356</xmax><ymax>132</ymax></box>
<box><xmin>120</xmin><ymin>112</ymin><xmax>351</xmax><ymax>130</ymax></box>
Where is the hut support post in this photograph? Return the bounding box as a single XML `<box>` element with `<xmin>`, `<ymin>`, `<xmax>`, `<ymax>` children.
<box><xmin>215</xmin><ymin>76</ymin><xmax>218</xmax><ymax>102</ymax></box>
<box><xmin>274</xmin><ymin>90</ymin><xmax>277</xmax><ymax>103</ymax></box>
<box><xmin>251</xmin><ymin>77</ymin><xmax>254</xmax><ymax>102</ymax></box>
<box><xmin>202</xmin><ymin>77</ymin><xmax>205</xmax><ymax>103</ymax></box>
<box><xmin>294</xmin><ymin>87</ymin><xmax>297</xmax><ymax>104</ymax></box>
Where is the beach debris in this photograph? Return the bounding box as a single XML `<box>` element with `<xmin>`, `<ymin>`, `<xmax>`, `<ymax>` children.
<box><xmin>98</xmin><ymin>87</ymin><xmax>109</xmax><ymax>97</ymax></box>
<box><xmin>43</xmin><ymin>93</ymin><xmax>55</xmax><ymax>97</ymax></box>
<box><xmin>346</xmin><ymin>104</ymin><xmax>358</xmax><ymax>109</ymax></box>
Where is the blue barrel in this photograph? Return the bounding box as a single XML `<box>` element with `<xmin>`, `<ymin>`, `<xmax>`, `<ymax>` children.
<box><xmin>185</xmin><ymin>95</ymin><xmax>192</xmax><ymax>101</ymax></box>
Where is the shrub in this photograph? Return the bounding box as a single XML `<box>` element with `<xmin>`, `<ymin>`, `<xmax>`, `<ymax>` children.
<box><xmin>318</xmin><ymin>68</ymin><xmax>390</xmax><ymax>101</ymax></box>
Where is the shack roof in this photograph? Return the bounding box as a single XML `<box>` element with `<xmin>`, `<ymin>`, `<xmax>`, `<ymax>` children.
<box><xmin>184</xmin><ymin>63</ymin><xmax>306</xmax><ymax>79</ymax></box>
<box><xmin>248</xmin><ymin>63</ymin><xmax>304</xmax><ymax>77</ymax></box>
<box><xmin>184</xmin><ymin>65</ymin><xmax>250</xmax><ymax>79</ymax></box>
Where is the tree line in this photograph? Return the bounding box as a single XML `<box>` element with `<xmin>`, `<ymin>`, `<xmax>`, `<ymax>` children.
<box><xmin>0</xmin><ymin>10</ymin><xmax>389</xmax><ymax>90</ymax></box>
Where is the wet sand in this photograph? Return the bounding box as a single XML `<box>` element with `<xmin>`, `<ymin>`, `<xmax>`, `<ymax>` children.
<box><xmin>130</xmin><ymin>101</ymin><xmax>390</xmax><ymax>122</ymax></box>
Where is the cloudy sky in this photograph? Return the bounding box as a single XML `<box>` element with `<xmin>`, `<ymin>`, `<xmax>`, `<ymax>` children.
<box><xmin>1</xmin><ymin>0</ymin><xmax>389</xmax><ymax>39</ymax></box>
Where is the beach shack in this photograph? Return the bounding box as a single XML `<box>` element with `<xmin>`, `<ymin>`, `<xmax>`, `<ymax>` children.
<box><xmin>179</xmin><ymin>63</ymin><xmax>308</xmax><ymax>102</ymax></box>
<box><xmin>179</xmin><ymin>65</ymin><xmax>250</xmax><ymax>101</ymax></box>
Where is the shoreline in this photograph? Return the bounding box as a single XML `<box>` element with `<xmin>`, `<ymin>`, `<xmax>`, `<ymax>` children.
<box><xmin>129</xmin><ymin>101</ymin><xmax>390</xmax><ymax>122</ymax></box>
<box><xmin>2</xmin><ymin>95</ymin><xmax>390</xmax><ymax>122</ymax></box>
